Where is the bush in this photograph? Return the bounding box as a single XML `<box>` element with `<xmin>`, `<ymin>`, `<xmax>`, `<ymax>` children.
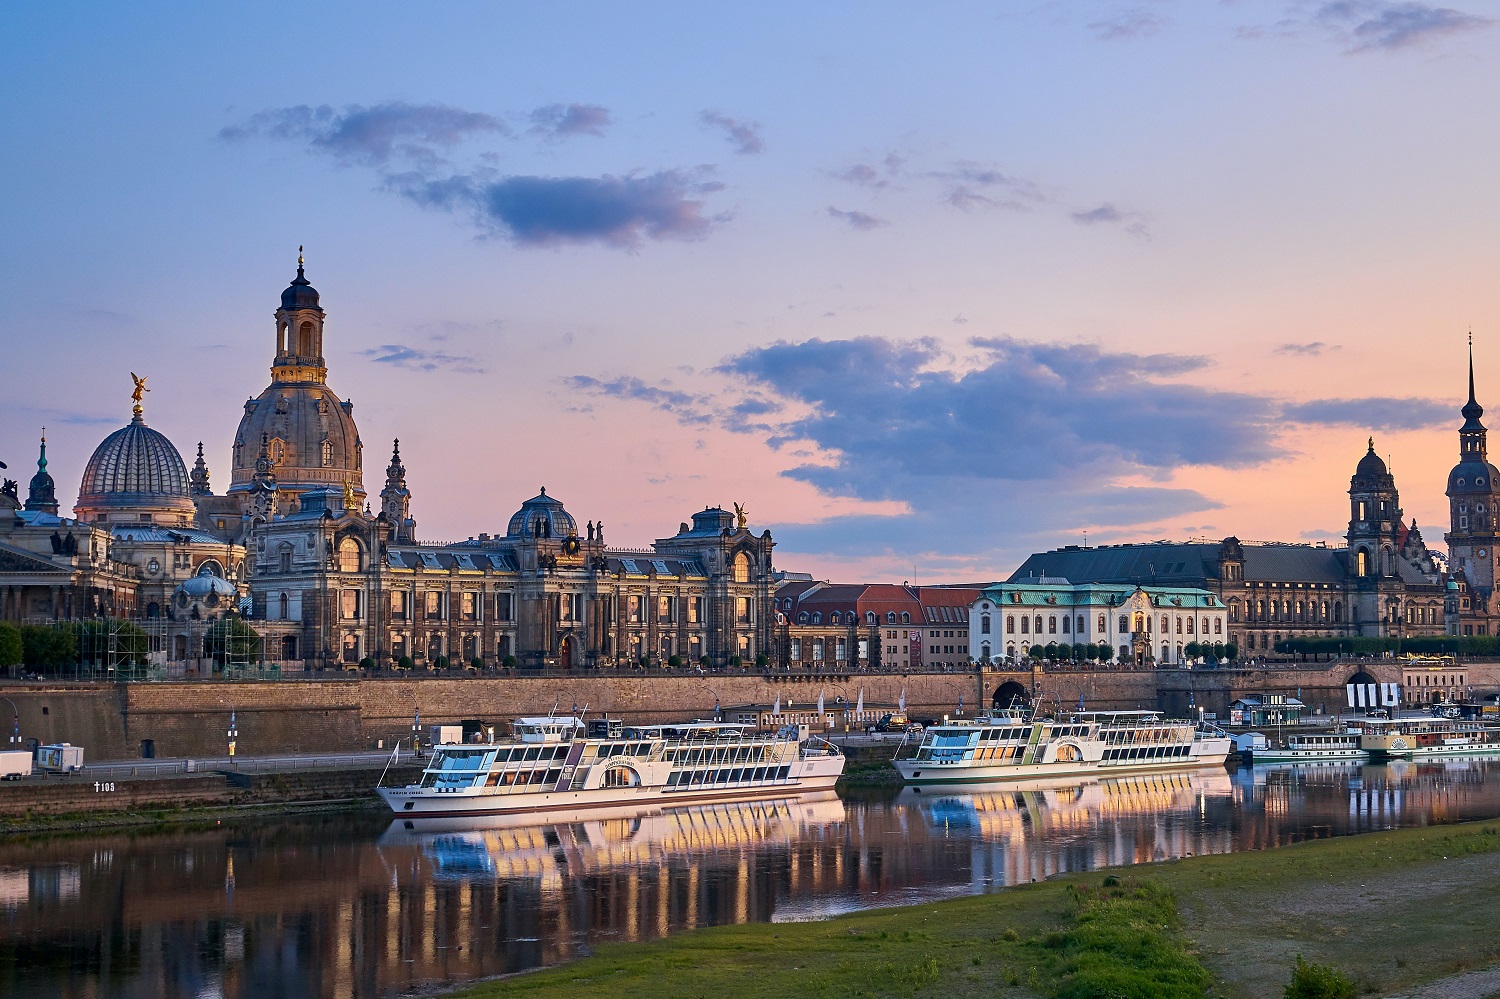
<box><xmin>728</xmin><ymin>655</ymin><xmax>743</xmax><ymax>667</ymax></box>
<box><xmin>1184</xmin><ymin>641</ymin><xmax>1200</xmax><ymax>660</ymax></box>
<box><xmin>699</xmin><ymin>655</ymin><xmax>711</xmax><ymax>668</ymax></box>
<box><xmin>434</xmin><ymin>655</ymin><xmax>450</xmax><ymax>670</ymax></box>
<box><xmin>470</xmin><ymin>656</ymin><xmax>484</xmax><ymax>671</ymax></box>
<box><xmin>0</xmin><ymin>624</ymin><xmax>23</xmax><ymax>671</ymax></box>
<box><xmin>667</xmin><ymin>654</ymin><xmax>683</xmax><ymax>668</ymax></box>
<box><xmin>1284</xmin><ymin>955</ymin><xmax>1355</xmax><ymax>999</ymax></box>
<box><xmin>358</xmin><ymin>656</ymin><xmax>375</xmax><ymax>671</ymax></box>
<box><xmin>501</xmin><ymin>655</ymin><xmax>518</xmax><ymax>669</ymax></box>
<box><xmin>397</xmin><ymin>656</ymin><xmax>414</xmax><ymax>670</ymax></box>
<box><xmin>1224</xmin><ymin>642</ymin><xmax>1239</xmax><ymax>661</ymax></box>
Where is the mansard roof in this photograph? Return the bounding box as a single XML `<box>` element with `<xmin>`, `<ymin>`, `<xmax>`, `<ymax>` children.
<box><xmin>1010</xmin><ymin>540</ymin><xmax>1348</xmax><ymax>586</ymax></box>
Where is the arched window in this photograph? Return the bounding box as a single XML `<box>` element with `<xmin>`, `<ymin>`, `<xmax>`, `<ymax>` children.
<box><xmin>1060</xmin><ymin>615</ymin><xmax>1070</xmax><ymax>633</ymax></box>
<box><xmin>197</xmin><ymin>559</ymin><xmax>224</xmax><ymax>578</ymax></box>
<box><xmin>830</xmin><ymin>611</ymin><xmax>841</xmax><ymax>625</ymax></box>
<box><xmin>279</xmin><ymin>593</ymin><xmax>289</xmax><ymax>619</ymax></box>
<box><xmin>1076</xmin><ymin>614</ymin><xmax>1085</xmax><ymax>632</ymax></box>
<box><xmin>267</xmin><ymin>437</ymin><xmax>286</xmax><ymax>466</ymax></box>
<box><xmin>298</xmin><ymin>320</ymin><xmax>316</xmax><ymax>355</ymax></box>
<box><xmin>1176</xmin><ymin>616</ymin><xmax>1183</xmax><ymax>634</ymax></box>
<box><xmin>1333</xmin><ymin>601</ymin><xmax>1343</xmax><ymax>622</ymax></box>
<box><xmin>1048</xmin><ymin>615</ymin><xmax>1057</xmax><ymax>634</ymax></box>
<box><xmin>798</xmin><ymin>611</ymin><xmax>809</xmax><ymax>624</ymax></box>
<box><xmin>1006</xmin><ymin>615</ymin><xmax>1015</xmax><ymax>634</ymax></box>
<box><xmin>338</xmin><ymin>538</ymin><xmax>362</xmax><ymax>573</ymax></box>
<box><xmin>866</xmin><ymin>612</ymin><xmax>876</xmax><ymax>625</ymax></box>
<box><xmin>981</xmin><ymin>614</ymin><xmax>991</xmax><ymax>635</ymax></box>
<box><xmin>320</xmin><ymin>439</ymin><xmax>334</xmax><ymax>467</ymax></box>
<box><xmin>1356</xmin><ymin>549</ymin><xmax>1369</xmax><ymax>576</ymax></box>
<box><xmin>981</xmin><ymin>642</ymin><xmax>991</xmax><ymax>662</ymax></box>
<box><xmin>887</xmin><ymin>612</ymin><xmax>896</xmax><ymax>624</ymax></box>
<box><xmin>811</xmin><ymin>612</ymin><xmax>822</xmax><ymax>624</ymax></box>
<box><xmin>1033</xmin><ymin>615</ymin><xmax>1042</xmax><ymax>634</ymax></box>
<box><xmin>1099</xmin><ymin>614</ymin><xmax>1107</xmax><ymax>632</ymax></box>
<box><xmin>733</xmin><ymin>552</ymin><xmax>752</xmax><ymax>582</ymax></box>
<box><xmin>1020</xmin><ymin>616</ymin><xmax>1029</xmax><ymax>634</ymax></box>
<box><xmin>1119</xmin><ymin>615</ymin><xmax>1129</xmax><ymax>632</ymax></box>
<box><xmin>900</xmin><ymin>612</ymin><xmax>910</xmax><ymax>624</ymax></box>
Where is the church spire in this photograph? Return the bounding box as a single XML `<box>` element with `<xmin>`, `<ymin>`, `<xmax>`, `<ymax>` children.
<box><xmin>1460</xmin><ymin>332</ymin><xmax>1488</xmax><ymax>459</ymax></box>
<box><xmin>189</xmin><ymin>441</ymin><xmax>212</xmax><ymax>496</ymax></box>
<box><xmin>381</xmin><ymin>438</ymin><xmax>415</xmax><ymax>543</ymax></box>
<box><xmin>24</xmin><ymin>430</ymin><xmax>58</xmax><ymax>514</ymax></box>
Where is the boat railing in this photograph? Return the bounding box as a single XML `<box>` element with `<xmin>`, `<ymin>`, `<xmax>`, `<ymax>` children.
<box><xmin>800</xmin><ymin>735</ymin><xmax>842</xmax><ymax>758</ymax></box>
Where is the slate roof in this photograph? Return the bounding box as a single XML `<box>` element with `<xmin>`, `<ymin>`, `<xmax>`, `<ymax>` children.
<box><xmin>387</xmin><ymin>548</ymin><xmax>517</xmax><ymax>572</ymax></box>
<box><xmin>1009</xmin><ymin>541</ymin><xmax>1349</xmax><ymax>586</ymax></box>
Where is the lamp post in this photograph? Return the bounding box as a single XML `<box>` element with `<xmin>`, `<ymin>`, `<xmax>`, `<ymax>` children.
<box><xmin>1</xmin><ymin>697</ymin><xmax>19</xmax><ymax>749</ymax></box>
<box><xmin>227</xmin><ymin>709</ymin><xmax>238</xmax><ymax>759</ymax></box>
<box><xmin>412</xmin><ymin>708</ymin><xmax>421</xmax><ymax>756</ymax></box>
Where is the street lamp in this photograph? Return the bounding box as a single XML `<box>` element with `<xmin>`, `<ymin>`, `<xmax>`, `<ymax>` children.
<box><xmin>227</xmin><ymin>709</ymin><xmax>238</xmax><ymax>759</ymax></box>
<box><xmin>411</xmin><ymin>708</ymin><xmax>422</xmax><ymax>755</ymax></box>
<box><xmin>1</xmin><ymin>697</ymin><xmax>19</xmax><ymax>749</ymax></box>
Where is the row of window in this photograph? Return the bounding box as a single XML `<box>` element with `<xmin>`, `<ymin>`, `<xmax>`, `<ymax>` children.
<box><xmin>992</xmin><ymin>613</ymin><xmax>1223</xmax><ymax>637</ymax></box>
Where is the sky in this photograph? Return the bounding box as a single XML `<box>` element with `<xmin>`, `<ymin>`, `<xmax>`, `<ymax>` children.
<box><xmin>3</xmin><ymin>1</ymin><xmax>1500</xmax><ymax>583</ymax></box>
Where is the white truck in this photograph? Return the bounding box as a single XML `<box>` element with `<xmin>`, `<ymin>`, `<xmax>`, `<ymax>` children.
<box><xmin>428</xmin><ymin>725</ymin><xmax>464</xmax><ymax>746</ymax></box>
<box><xmin>0</xmin><ymin>751</ymin><xmax>32</xmax><ymax>780</ymax></box>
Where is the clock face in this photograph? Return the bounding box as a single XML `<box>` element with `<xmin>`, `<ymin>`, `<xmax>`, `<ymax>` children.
<box><xmin>1480</xmin><ymin>549</ymin><xmax>1488</xmax><ymax>558</ymax></box>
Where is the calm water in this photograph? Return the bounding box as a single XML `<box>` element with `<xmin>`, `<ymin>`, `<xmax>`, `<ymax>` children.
<box><xmin>3</xmin><ymin>759</ymin><xmax>1500</xmax><ymax>998</ymax></box>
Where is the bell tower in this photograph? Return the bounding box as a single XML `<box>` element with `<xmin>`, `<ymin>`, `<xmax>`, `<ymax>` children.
<box><xmin>1445</xmin><ymin>335</ymin><xmax>1500</xmax><ymax>632</ymax></box>
<box><xmin>380</xmin><ymin>439</ymin><xmax>416</xmax><ymax>543</ymax></box>
<box><xmin>273</xmin><ymin>246</ymin><xmax>327</xmax><ymax>386</ymax></box>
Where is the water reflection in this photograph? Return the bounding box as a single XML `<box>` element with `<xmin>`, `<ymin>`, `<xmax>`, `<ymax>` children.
<box><xmin>5</xmin><ymin>761</ymin><xmax>1500</xmax><ymax>998</ymax></box>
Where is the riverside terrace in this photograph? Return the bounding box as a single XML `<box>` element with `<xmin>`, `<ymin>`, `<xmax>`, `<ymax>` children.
<box><xmin>0</xmin><ymin>657</ymin><xmax>1487</xmax><ymax>760</ymax></box>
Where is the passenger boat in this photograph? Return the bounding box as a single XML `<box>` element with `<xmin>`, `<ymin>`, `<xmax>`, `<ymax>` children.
<box><xmin>378</xmin><ymin>716</ymin><xmax>845</xmax><ymax>818</ymax></box>
<box><xmin>1249</xmin><ymin>727</ymin><xmax>1370</xmax><ymax>764</ymax></box>
<box><xmin>1359</xmin><ymin>717</ymin><xmax>1500</xmax><ymax>760</ymax></box>
<box><xmin>891</xmin><ymin>709</ymin><xmax>1232</xmax><ymax>785</ymax></box>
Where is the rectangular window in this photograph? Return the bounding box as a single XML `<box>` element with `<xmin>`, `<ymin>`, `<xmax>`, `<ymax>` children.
<box><xmin>461</xmin><ymin>592</ymin><xmax>477</xmax><ymax>621</ymax></box>
<box><xmin>341</xmin><ymin>589</ymin><xmax>361</xmax><ymax>620</ymax></box>
<box><xmin>390</xmin><ymin>590</ymin><xmax>407</xmax><ymax>619</ymax></box>
<box><xmin>658</xmin><ymin>595</ymin><xmax>675</xmax><ymax>623</ymax></box>
<box><xmin>736</xmin><ymin>597</ymin><xmax>750</xmax><ymax>624</ymax></box>
<box><xmin>628</xmin><ymin>595</ymin><xmax>643</xmax><ymax>623</ymax></box>
<box><xmin>424</xmin><ymin>591</ymin><xmax>443</xmax><ymax>619</ymax></box>
<box><xmin>688</xmin><ymin>597</ymin><xmax>703</xmax><ymax>624</ymax></box>
<box><xmin>790</xmin><ymin>638</ymin><xmax>802</xmax><ymax>660</ymax></box>
<box><xmin>495</xmin><ymin>592</ymin><xmax>513</xmax><ymax>621</ymax></box>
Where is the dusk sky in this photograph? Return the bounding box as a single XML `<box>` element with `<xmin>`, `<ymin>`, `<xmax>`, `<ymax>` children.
<box><xmin>4</xmin><ymin>2</ymin><xmax>1499</xmax><ymax>582</ymax></box>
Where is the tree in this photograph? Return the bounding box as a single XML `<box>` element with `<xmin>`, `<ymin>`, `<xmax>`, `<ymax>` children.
<box><xmin>359</xmin><ymin>656</ymin><xmax>376</xmax><ymax>671</ymax></box>
<box><xmin>755</xmin><ymin>652</ymin><xmax>770</xmax><ymax>667</ymax></box>
<box><xmin>501</xmin><ymin>655</ymin><xmax>518</xmax><ymax>669</ymax></box>
<box><xmin>1184</xmin><ymin>641</ymin><xmax>1201</xmax><ymax>661</ymax></box>
<box><xmin>1054</xmin><ymin>642</ymin><xmax>1073</xmax><ymax>662</ymax></box>
<box><xmin>1044</xmin><ymin>642</ymin><xmax>1058</xmax><ymax>661</ymax></box>
<box><xmin>1095</xmin><ymin>643</ymin><xmax>1113</xmax><ymax>663</ymax></box>
<box><xmin>668</xmin><ymin>654</ymin><xmax>683</xmax><ymax>668</ymax></box>
<box><xmin>433</xmin><ymin>655</ymin><xmax>450</xmax><ymax>670</ymax></box>
<box><xmin>1210</xmin><ymin>642</ymin><xmax>1226</xmax><ymax>662</ymax></box>
<box><xmin>0</xmin><ymin>624</ymin><xmax>22</xmax><ymax>674</ymax></box>
<box><xmin>1027</xmin><ymin>645</ymin><xmax>1045</xmax><ymax>662</ymax></box>
<box><xmin>470</xmin><ymin>656</ymin><xmax>484</xmax><ymax>671</ymax></box>
<box><xmin>206</xmin><ymin>619</ymin><xmax>262</xmax><ymax>666</ymax></box>
<box><xmin>397</xmin><ymin>656</ymin><xmax>415</xmax><ymax>671</ymax></box>
<box><xmin>22</xmin><ymin>626</ymin><xmax>77</xmax><ymax>671</ymax></box>
<box><xmin>1224</xmin><ymin>642</ymin><xmax>1239</xmax><ymax>661</ymax></box>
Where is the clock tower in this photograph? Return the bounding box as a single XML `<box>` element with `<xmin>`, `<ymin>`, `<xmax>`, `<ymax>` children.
<box><xmin>1445</xmin><ymin>339</ymin><xmax>1500</xmax><ymax>635</ymax></box>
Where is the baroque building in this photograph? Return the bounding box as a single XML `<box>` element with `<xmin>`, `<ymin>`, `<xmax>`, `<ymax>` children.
<box><xmin>7</xmin><ymin>258</ymin><xmax>777</xmax><ymax>672</ymax></box>
<box><xmin>1446</xmin><ymin>342</ymin><xmax>1500</xmax><ymax>636</ymax></box>
<box><xmin>1009</xmin><ymin>440</ymin><xmax>1449</xmax><ymax>654</ymax></box>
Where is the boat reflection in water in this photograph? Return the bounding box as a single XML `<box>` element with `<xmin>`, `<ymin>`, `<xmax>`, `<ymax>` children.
<box><xmin>889</xmin><ymin>768</ymin><xmax>1238</xmax><ymax>893</ymax></box>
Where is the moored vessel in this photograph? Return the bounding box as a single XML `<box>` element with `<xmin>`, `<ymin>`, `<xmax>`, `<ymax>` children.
<box><xmin>1360</xmin><ymin>717</ymin><xmax>1500</xmax><ymax>760</ymax></box>
<box><xmin>891</xmin><ymin>708</ymin><xmax>1232</xmax><ymax>785</ymax></box>
<box><xmin>378</xmin><ymin>716</ymin><xmax>845</xmax><ymax>818</ymax></box>
<box><xmin>1248</xmin><ymin>727</ymin><xmax>1370</xmax><ymax>764</ymax></box>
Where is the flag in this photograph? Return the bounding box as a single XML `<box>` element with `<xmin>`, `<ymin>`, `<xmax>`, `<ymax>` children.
<box><xmin>773</xmin><ymin>692</ymin><xmax>781</xmax><ymax>715</ymax></box>
<box><xmin>855</xmin><ymin>688</ymin><xmax>864</xmax><ymax>715</ymax></box>
<box><xmin>899</xmin><ymin>688</ymin><xmax>906</xmax><ymax>712</ymax></box>
<box><xmin>817</xmin><ymin>690</ymin><xmax>825</xmax><ymax>718</ymax></box>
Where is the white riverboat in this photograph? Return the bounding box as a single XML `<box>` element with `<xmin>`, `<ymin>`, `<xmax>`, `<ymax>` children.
<box><xmin>1359</xmin><ymin>717</ymin><xmax>1500</xmax><ymax>760</ymax></box>
<box><xmin>378</xmin><ymin>716</ymin><xmax>845</xmax><ymax>818</ymax></box>
<box><xmin>892</xmin><ymin>709</ymin><xmax>1232</xmax><ymax>785</ymax></box>
<box><xmin>1248</xmin><ymin>727</ymin><xmax>1370</xmax><ymax>764</ymax></box>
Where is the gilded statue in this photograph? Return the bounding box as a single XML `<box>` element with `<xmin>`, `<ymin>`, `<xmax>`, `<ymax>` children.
<box><xmin>342</xmin><ymin>477</ymin><xmax>358</xmax><ymax>512</ymax></box>
<box><xmin>130</xmin><ymin>372</ymin><xmax>149</xmax><ymax>416</ymax></box>
<box><xmin>733</xmin><ymin>502</ymin><xmax>748</xmax><ymax>529</ymax></box>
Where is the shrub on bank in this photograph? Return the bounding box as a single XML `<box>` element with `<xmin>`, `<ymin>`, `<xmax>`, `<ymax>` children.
<box><xmin>1284</xmin><ymin>955</ymin><xmax>1355</xmax><ymax>999</ymax></box>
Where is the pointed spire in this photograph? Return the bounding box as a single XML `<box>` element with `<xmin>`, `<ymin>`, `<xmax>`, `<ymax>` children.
<box><xmin>25</xmin><ymin>429</ymin><xmax>57</xmax><ymax>514</ymax></box>
<box><xmin>190</xmin><ymin>441</ymin><xmax>212</xmax><ymax>496</ymax></box>
<box><xmin>1464</xmin><ymin>330</ymin><xmax>1485</xmax><ymax>424</ymax></box>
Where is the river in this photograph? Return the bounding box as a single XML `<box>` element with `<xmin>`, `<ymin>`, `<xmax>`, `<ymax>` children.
<box><xmin>2</xmin><ymin>759</ymin><xmax>1498</xmax><ymax>998</ymax></box>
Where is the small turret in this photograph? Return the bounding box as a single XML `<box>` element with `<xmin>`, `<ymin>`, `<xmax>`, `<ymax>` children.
<box><xmin>24</xmin><ymin>432</ymin><xmax>58</xmax><ymax>515</ymax></box>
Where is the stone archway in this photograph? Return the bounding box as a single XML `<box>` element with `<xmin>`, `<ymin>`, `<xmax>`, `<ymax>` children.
<box><xmin>993</xmin><ymin>680</ymin><xmax>1029</xmax><ymax>710</ymax></box>
<box><xmin>1346</xmin><ymin>669</ymin><xmax>1377</xmax><ymax>687</ymax></box>
<box><xmin>559</xmin><ymin>635</ymin><xmax>575</xmax><ymax>671</ymax></box>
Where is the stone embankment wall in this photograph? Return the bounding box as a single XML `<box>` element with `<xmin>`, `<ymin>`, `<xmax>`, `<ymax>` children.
<box><xmin>2</xmin><ymin>659</ymin><xmax>1495</xmax><ymax>760</ymax></box>
<box><xmin>0</xmin><ymin>765</ymin><xmax>423</xmax><ymax>819</ymax></box>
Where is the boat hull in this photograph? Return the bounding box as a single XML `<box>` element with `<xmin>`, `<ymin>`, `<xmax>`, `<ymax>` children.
<box><xmin>1249</xmin><ymin>748</ymin><xmax>1369</xmax><ymax>764</ymax></box>
<box><xmin>380</xmin><ymin>761</ymin><xmax>844</xmax><ymax>818</ymax></box>
<box><xmin>892</xmin><ymin>747</ymin><xmax>1231</xmax><ymax>786</ymax></box>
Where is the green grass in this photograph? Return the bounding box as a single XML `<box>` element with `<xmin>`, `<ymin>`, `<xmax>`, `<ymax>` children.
<box><xmin>448</xmin><ymin>821</ymin><xmax>1500</xmax><ymax>999</ymax></box>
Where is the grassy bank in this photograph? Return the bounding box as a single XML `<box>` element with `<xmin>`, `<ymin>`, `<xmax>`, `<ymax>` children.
<box><xmin>0</xmin><ymin>794</ymin><xmax>385</xmax><ymax>836</ymax></box>
<box><xmin>448</xmin><ymin>821</ymin><xmax>1500</xmax><ymax>999</ymax></box>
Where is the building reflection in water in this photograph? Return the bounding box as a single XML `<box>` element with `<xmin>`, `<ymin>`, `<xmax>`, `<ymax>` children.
<box><xmin>4</xmin><ymin>761</ymin><xmax>1500</xmax><ymax>998</ymax></box>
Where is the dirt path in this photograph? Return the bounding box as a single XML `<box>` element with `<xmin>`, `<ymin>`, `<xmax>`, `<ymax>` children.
<box><xmin>1173</xmin><ymin>849</ymin><xmax>1500</xmax><ymax>998</ymax></box>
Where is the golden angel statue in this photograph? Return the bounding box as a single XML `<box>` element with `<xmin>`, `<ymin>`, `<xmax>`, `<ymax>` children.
<box><xmin>733</xmin><ymin>502</ymin><xmax>748</xmax><ymax>529</ymax></box>
<box><xmin>130</xmin><ymin>372</ymin><xmax>150</xmax><ymax>415</ymax></box>
<box><xmin>342</xmin><ymin>477</ymin><xmax>359</xmax><ymax>513</ymax></box>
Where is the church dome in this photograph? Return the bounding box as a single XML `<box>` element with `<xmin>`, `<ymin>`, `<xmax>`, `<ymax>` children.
<box><xmin>1447</xmin><ymin>459</ymin><xmax>1500</xmax><ymax>494</ymax></box>
<box><xmin>77</xmin><ymin>414</ymin><xmax>196</xmax><ymax>524</ymax></box>
<box><xmin>172</xmin><ymin>571</ymin><xmax>240</xmax><ymax>618</ymax></box>
<box><xmin>506</xmin><ymin>488</ymin><xmax>578</xmax><ymax>539</ymax></box>
<box><xmin>281</xmin><ymin>262</ymin><xmax>321</xmax><ymax>311</ymax></box>
<box><xmin>1355</xmin><ymin>440</ymin><xmax>1388</xmax><ymax>478</ymax></box>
